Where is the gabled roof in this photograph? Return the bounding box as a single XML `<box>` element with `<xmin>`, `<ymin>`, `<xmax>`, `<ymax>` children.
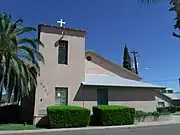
<box><xmin>86</xmin><ymin>50</ymin><xmax>141</xmax><ymax>80</ymax></box>
<box><xmin>38</xmin><ymin>24</ymin><xmax>87</xmax><ymax>33</ymax></box>
<box><xmin>164</xmin><ymin>93</ymin><xmax>180</xmax><ymax>100</ymax></box>
<box><xmin>38</xmin><ymin>24</ymin><xmax>87</xmax><ymax>39</ymax></box>
<box><xmin>82</xmin><ymin>74</ymin><xmax>166</xmax><ymax>89</ymax></box>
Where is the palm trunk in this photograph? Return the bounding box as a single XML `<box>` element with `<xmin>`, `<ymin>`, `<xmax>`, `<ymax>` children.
<box><xmin>6</xmin><ymin>60</ymin><xmax>11</xmax><ymax>103</ymax></box>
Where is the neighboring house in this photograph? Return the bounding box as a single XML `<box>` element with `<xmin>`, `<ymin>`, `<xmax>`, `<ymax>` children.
<box><xmin>161</xmin><ymin>88</ymin><xmax>174</xmax><ymax>94</ymax></box>
<box><xmin>155</xmin><ymin>91</ymin><xmax>172</xmax><ymax>108</ymax></box>
<box><xmin>164</xmin><ymin>92</ymin><xmax>180</xmax><ymax>106</ymax></box>
<box><xmin>33</xmin><ymin>24</ymin><xmax>167</xmax><ymax>125</ymax></box>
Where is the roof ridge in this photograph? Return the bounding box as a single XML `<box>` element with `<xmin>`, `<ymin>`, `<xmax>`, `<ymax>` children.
<box><xmin>38</xmin><ymin>24</ymin><xmax>88</xmax><ymax>33</ymax></box>
<box><xmin>86</xmin><ymin>50</ymin><xmax>141</xmax><ymax>79</ymax></box>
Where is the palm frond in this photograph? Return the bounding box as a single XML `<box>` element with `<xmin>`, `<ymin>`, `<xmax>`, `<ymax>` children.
<box><xmin>139</xmin><ymin>0</ymin><xmax>166</xmax><ymax>4</ymax></box>
<box><xmin>18</xmin><ymin>38</ymin><xmax>45</xmax><ymax>49</ymax></box>
<box><xmin>11</xmin><ymin>27</ymin><xmax>36</xmax><ymax>37</ymax></box>
<box><xmin>0</xmin><ymin>13</ymin><xmax>44</xmax><ymax>103</ymax></box>
<box><xmin>18</xmin><ymin>46</ymin><xmax>44</xmax><ymax>64</ymax></box>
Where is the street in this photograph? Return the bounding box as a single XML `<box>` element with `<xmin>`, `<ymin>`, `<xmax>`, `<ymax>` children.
<box><xmin>6</xmin><ymin>124</ymin><xmax>180</xmax><ymax>135</ymax></box>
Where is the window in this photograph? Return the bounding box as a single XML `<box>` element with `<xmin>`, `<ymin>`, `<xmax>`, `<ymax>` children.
<box><xmin>58</xmin><ymin>40</ymin><xmax>68</xmax><ymax>65</ymax></box>
<box><xmin>158</xmin><ymin>102</ymin><xmax>165</xmax><ymax>108</ymax></box>
<box><xmin>55</xmin><ymin>87</ymin><xmax>68</xmax><ymax>105</ymax></box>
<box><xmin>97</xmin><ymin>88</ymin><xmax>108</xmax><ymax>105</ymax></box>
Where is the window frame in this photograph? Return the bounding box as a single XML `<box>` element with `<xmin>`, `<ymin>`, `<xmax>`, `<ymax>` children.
<box><xmin>55</xmin><ymin>87</ymin><xmax>68</xmax><ymax>105</ymax></box>
<box><xmin>58</xmin><ymin>40</ymin><xmax>68</xmax><ymax>65</ymax></box>
<box><xmin>97</xmin><ymin>88</ymin><xmax>108</xmax><ymax>105</ymax></box>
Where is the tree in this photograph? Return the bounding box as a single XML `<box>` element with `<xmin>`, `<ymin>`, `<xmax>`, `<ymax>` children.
<box><xmin>0</xmin><ymin>13</ymin><xmax>44</xmax><ymax>103</ymax></box>
<box><xmin>139</xmin><ymin>0</ymin><xmax>180</xmax><ymax>38</ymax></box>
<box><xmin>123</xmin><ymin>45</ymin><xmax>132</xmax><ymax>71</ymax></box>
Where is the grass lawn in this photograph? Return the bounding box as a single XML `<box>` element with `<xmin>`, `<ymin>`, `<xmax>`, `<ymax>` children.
<box><xmin>0</xmin><ymin>124</ymin><xmax>43</xmax><ymax>131</ymax></box>
<box><xmin>172</xmin><ymin>111</ymin><xmax>180</xmax><ymax>116</ymax></box>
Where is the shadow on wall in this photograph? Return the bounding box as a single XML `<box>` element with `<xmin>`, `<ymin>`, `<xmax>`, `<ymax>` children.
<box><xmin>74</xmin><ymin>85</ymin><xmax>155</xmax><ymax>101</ymax></box>
<box><xmin>20</xmin><ymin>87</ymin><xmax>36</xmax><ymax>124</ymax></box>
<box><xmin>36</xmin><ymin>116</ymin><xmax>49</xmax><ymax>128</ymax></box>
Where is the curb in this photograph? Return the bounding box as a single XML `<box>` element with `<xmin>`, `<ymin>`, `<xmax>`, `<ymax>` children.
<box><xmin>0</xmin><ymin>121</ymin><xmax>180</xmax><ymax>134</ymax></box>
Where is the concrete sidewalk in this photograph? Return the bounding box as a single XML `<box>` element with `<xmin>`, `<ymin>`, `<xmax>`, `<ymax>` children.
<box><xmin>1</xmin><ymin>118</ymin><xmax>180</xmax><ymax>134</ymax></box>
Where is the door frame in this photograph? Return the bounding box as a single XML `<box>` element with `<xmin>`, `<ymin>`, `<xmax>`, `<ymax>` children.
<box><xmin>97</xmin><ymin>88</ymin><xmax>108</xmax><ymax>105</ymax></box>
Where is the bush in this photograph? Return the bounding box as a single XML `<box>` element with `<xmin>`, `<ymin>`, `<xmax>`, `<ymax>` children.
<box><xmin>157</xmin><ymin>106</ymin><xmax>176</xmax><ymax>113</ymax></box>
<box><xmin>47</xmin><ymin>106</ymin><xmax>90</xmax><ymax>128</ymax></box>
<box><xmin>91</xmin><ymin>105</ymin><xmax>135</xmax><ymax>126</ymax></box>
<box><xmin>135</xmin><ymin>110</ymin><xmax>160</xmax><ymax>118</ymax></box>
<box><xmin>159</xmin><ymin>112</ymin><xmax>171</xmax><ymax>116</ymax></box>
<box><xmin>135</xmin><ymin>110</ymin><xmax>149</xmax><ymax>118</ymax></box>
<box><xmin>176</xmin><ymin>106</ymin><xmax>180</xmax><ymax>112</ymax></box>
<box><xmin>169</xmin><ymin>106</ymin><xmax>176</xmax><ymax>113</ymax></box>
<box><xmin>156</xmin><ymin>107</ymin><xmax>169</xmax><ymax>113</ymax></box>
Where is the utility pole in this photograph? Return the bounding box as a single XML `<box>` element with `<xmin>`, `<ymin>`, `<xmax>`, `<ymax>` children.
<box><xmin>131</xmin><ymin>51</ymin><xmax>139</xmax><ymax>75</ymax></box>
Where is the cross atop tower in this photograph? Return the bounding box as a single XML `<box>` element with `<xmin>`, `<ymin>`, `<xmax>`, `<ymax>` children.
<box><xmin>57</xmin><ymin>19</ymin><xmax>66</xmax><ymax>27</ymax></box>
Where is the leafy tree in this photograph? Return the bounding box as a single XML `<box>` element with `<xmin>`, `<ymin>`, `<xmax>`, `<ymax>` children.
<box><xmin>123</xmin><ymin>45</ymin><xmax>132</xmax><ymax>71</ymax></box>
<box><xmin>0</xmin><ymin>13</ymin><xmax>44</xmax><ymax>103</ymax></box>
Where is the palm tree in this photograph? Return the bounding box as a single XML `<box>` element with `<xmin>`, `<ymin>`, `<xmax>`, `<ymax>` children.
<box><xmin>0</xmin><ymin>13</ymin><xmax>44</xmax><ymax>103</ymax></box>
<box><xmin>139</xmin><ymin>0</ymin><xmax>180</xmax><ymax>38</ymax></box>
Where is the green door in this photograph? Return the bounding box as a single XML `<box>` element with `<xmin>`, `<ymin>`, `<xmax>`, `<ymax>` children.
<box><xmin>97</xmin><ymin>88</ymin><xmax>108</xmax><ymax>105</ymax></box>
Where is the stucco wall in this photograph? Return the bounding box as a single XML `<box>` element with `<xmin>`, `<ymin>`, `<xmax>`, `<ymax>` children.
<box><xmin>34</xmin><ymin>26</ymin><xmax>86</xmax><ymax>124</ymax></box>
<box><xmin>85</xmin><ymin>51</ymin><xmax>141</xmax><ymax>81</ymax></box>
<box><xmin>85</xmin><ymin>59</ymin><xmax>116</xmax><ymax>76</ymax></box>
<box><xmin>74</xmin><ymin>86</ymin><xmax>157</xmax><ymax>112</ymax></box>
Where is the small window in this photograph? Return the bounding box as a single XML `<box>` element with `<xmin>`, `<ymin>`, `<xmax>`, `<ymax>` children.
<box><xmin>55</xmin><ymin>87</ymin><xmax>68</xmax><ymax>105</ymax></box>
<box><xmin>58</xmin><ymin>40</ymin><xmax>68</xmax><ymax>65</ymax></box>
<box><xmin>86</xmin><ymin>56</ymin><xmax>92</xmax><ymax>61</ymax></box>
<box><xmin>158</xmin><ymin>102</ymin><xmax>165</xmax><ymax>107</ymax></box>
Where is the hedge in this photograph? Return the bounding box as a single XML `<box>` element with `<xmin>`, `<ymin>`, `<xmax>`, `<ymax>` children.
<box><xmin>91</xmin><ymin>105</ymin><xmax>135</xmax><ymax>126</ymax></box>
<box><xmin>47</xmin><ymin>106</ymin><xmax>90</xmax><ymax>128</ymax></box>
<box><xmin>157</xmin><ymin>106</ymin><xmax>176</xmax><ymax>113</ymax></box>
<box><xmin>135</xmin><ymin>110</ymin><xmax>170</xmax><ymax>118</ymax></box>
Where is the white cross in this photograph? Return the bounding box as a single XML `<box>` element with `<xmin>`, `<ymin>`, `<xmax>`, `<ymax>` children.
<box><xmin>57</xmin><ymin>19</ymin><xmax>66</xmax><ymax>27</ymax></box>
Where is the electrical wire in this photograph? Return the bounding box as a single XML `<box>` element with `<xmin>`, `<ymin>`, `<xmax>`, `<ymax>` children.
<box><xmin>144</xmin><ymin>79</ymin><xmax>179</xmax><ymax>83</ymax></box>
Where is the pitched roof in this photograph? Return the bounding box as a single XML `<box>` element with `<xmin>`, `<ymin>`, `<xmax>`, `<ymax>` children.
<box><xmin>38</xmin><ymin>24</ymin><xmax>87</xmax><ymax>33</ymax></box>
<box><xmin>82</xmin><ymin>74</ymin><xmax>166</xmax><ymax>89</ymax></box>
<box><xmin>86</xmin><ymin>50</ymin><xmax>141</xmax><ymax>80</ymax></box>
<box><xmin>164</xmin><ymin>93</ymin><xmax>180</xmax><ymax>100</ymax></box>
<box><xmin>38</xmin><ymin>24</ymin><xmax>88</xmax><ymax>40</ymax></box>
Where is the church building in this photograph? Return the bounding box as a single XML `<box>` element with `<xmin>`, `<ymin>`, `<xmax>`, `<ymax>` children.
<box><xmin>33</xmin><ymin>23</ymin><xmax>170</xmax><ymax>125</ymax></box>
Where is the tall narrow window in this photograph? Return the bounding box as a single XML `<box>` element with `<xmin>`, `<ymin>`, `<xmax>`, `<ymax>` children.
<box><xmin>58</xmin><ymin>40</ymin><xmax>68</xmax><ymax>65</ymax></box>
<box><xmin>55</xmin><ymin>87</ymin><xmax>68</xmax><ymax>105</ymax></box>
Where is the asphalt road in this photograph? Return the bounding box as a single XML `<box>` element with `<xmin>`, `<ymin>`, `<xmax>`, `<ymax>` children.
<box><xmin>6</xmin><ymin>124</ymin><xmax>180</xmax><ymax>135</ymax></box>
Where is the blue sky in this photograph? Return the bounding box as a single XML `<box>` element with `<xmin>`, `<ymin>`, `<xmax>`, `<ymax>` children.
<box><xmin>2</xmin><ymin>0</ymin><xmax>180</xmax><ymax>91</ymax></box>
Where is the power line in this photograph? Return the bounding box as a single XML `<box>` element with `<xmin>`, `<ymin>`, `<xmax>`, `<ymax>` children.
<box><xmin>144</xmin><ymin>79</ymin><xmax>179</xmax><ymax>83</ymax></box>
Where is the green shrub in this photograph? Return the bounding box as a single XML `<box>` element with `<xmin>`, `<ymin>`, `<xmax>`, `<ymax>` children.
<box><xmin>159</xmin><ymin>112</ymin><xmax>171</xmax><ymax>116</ymax></box>
<box><xmin>47</xmin><ymin>106</ymin><xmax>90</xmax><ymax>128</ymax></box>
<box><xmin>156</xmin><ymin>107</ymin><xmax>169</xmax><ymax>113</ymax></box>
<box><xmin>135</xmin><ymin>110</ymin><xmax>148</xmax><ymax>118</ymax></box>
<box><xmin>150</xmin><ymin>111</ymin><xmax>160</xmax><ymax>117</ymax></box>
<box><xmin>176</xmin><ymin>106</ymin><xmax>180</xmax><ymax>112</ymax></box>
<box><xmin>91</xmin><ymin>105</ymin><xmax>135</xmax><ymax>126</ymax></box>
<box><xmin>135</xmin><ymin>110</ymin><xmax>160</xmax><ymax>118</ymax></box>
<box><xmin>157</xmin><ymin>106</ymin><xmax>176</xmax><ymax>113</ymax></box>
